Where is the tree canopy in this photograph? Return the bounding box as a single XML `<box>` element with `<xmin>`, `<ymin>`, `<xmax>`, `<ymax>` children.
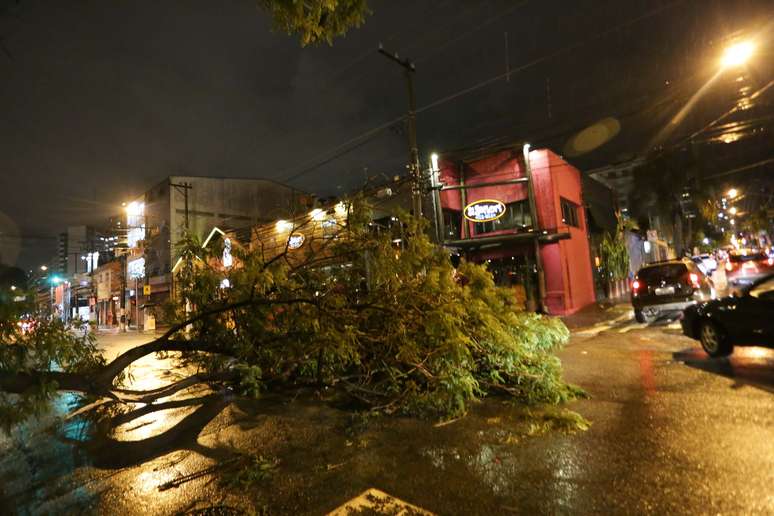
<box><xmin>0</xmin><ymin>199</ymin><xmax>579</xmax><ymax>434</ymax></box>
<box><xmin>258</xmin><ymin>0</ymin><xmax>371</xmax><ymax>46</ymax></box>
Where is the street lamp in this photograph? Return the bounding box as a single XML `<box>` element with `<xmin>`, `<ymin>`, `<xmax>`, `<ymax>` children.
<box><xmin>728</xmin><ymin>206</ymin><xmax>737</xmax><ymax>215</ymax></box>
<box><xmin>727</xmin><ymin>188</ymin><xmax>739</xmax><ymax>199</ymax></box>
<box><xmin>720</xmin><ymin>41</ymin><xmax>755</xmax><ymax>68</ymax></box>
<box><xmin>40</xmin><ymin>265</ymin><xmax>48</xmax><ymax>271</ymax></box>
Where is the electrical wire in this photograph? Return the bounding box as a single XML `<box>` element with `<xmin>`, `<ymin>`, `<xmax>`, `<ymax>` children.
<box><xmin>416</xmin><ymin>0</ymin><xmax>686</xmax><ymax>116</ymax></box>
<box><xmin>277</xmin><ymin>0</ymin><xmax>687</xmax><ymax>185</ymax></box>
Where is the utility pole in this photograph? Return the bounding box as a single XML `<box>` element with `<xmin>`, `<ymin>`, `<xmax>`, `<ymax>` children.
<box><xmin>379</xmin><ymin>44</ymin><xmax>423</xmax><ymax>218</ymax></box>
<box><xmin>170</xmin><ymin>181</ymin><xmax>192</xmax><ymax>230</ymax></box>
<box><xmin>169</xmin><ymin>180</ymin><xmax>193</xmax><ymax>333</ymax></box>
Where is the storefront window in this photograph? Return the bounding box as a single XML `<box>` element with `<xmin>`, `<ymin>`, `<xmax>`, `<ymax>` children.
<box><xmin>474</xmin><ymin>200</ymin><xmax>532</xmax><ymax>235</ymax></box>
<box><xmin>483</xmin><ymin>255</ymin><xmax>538</xmax><ymax>309</ymax></box>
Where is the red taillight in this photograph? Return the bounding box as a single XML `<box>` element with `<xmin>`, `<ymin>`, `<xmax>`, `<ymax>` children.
<box><xmin>632</xmin><ymin>280</ymin><xmax>640</xmax><ymax>291</ymax></box>
<box><xmin>725</xmin><ymin>261</ymin><xmax>734</xmax><ymax>272</ymax></box>
<box><xmin>689</xmin><ymin>272</ymin><xmax>700</xmax><ymax>288</ymax></box>
<box><xmin>767</xmin><ymin>257</ymin><xmax>773</xmax><ymax>267</ymax></box>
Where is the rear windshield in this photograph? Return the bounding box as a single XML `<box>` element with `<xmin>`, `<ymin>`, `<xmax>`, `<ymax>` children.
<box><xmin>729</xmin><ymin>252</ymin><xmax>766</xmax><ymax>262</ymax></box>
<box><xmin>638</xmin><ymin>263</ymin><xmax>687</xmax><ymax>282</ymax></box>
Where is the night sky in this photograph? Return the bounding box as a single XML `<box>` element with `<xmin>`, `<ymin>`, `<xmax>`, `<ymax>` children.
<box><xmin>1</xmin><ymin>0</ymin><xmax>771</xmax><ymax>269</ymax></box>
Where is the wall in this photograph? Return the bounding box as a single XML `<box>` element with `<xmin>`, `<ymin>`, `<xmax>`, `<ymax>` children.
<box><xmin>64</xmin><ymin>225</ymin><xmax>96</xmax><ymax>276</ymax></box>
<box><xmin>533</xmin><ymin>150</ymin><xmax>595</xmax><ymax>314</ymax></box>
<box><xmin>168</xmin><ymin>176</ymin><xmax>302</xmax><ymax>267</ymax></box>
<box><xmin>439</xmin><ymin>150</ymin><xmax>529</xmax><ymax>238</ymax></box>
<box><xmin>439</xmin><ymin>147</ymin><xmax>595</xmax><ymax>315</ymax></box>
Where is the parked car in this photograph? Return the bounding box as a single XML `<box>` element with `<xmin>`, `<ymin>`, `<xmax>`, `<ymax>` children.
<box><xmin>724</xmin><ymin>249</ymin><xmax>774</xmax><ymax>289</ymax></box>
<box><xmin>631</xmin><ymin>258</ymin><xmax>714</xmax><ymax>323</ymax></box>
<box><xmin>681</xmin><ymin>273</ymin><xmax>774</xmax><ymax>357</ymax></box>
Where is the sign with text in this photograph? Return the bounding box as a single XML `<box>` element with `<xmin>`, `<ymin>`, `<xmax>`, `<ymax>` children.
<box><xmin>463</xmin><ymin>199</ymin><xmax>506</xmax><ymax>222</ymax></box>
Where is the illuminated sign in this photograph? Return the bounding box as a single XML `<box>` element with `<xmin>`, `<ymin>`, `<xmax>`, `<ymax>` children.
<box><xmin>127</xmin><ymin>257</ymin><xmax>145</xmax><ymax>279</ymax></box>
<box><xmin>463</xmin><ymin>199</ymin><xmax>506</xmax><ymax>222</ymax></box>
<box><xmin>288</xmin><ymin>233</ymin><xmax>305</xmax><ymax>249</ymax></box>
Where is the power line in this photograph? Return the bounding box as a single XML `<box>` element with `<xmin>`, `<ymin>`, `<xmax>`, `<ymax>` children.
<box><xmin>683</xmin><ymin>78</ymin><xmax>774</xmax><ymax>143</ymax></box>
<box><xmin>282</xmin><ymin>114</ymin><xmax>406</xmax><ymax>183</ymax></box>
<box><xmin>276</xmin><ymin>0</ymin><xmax>687</xmax><ymax>185</ymax></box>
<box><xmin>702</xmin><ymin>157</ymin><xmax>774</xmax><ymax>180</ymax></box>
<box><xmin>414</xmin><ymin>1</ymin><xmax>530</xmax><ymax>65</ymax></box>
<box><xmin>416</xmin><ymin>0</ymin><xmax>685</xmax><ymax>116</ymax></box>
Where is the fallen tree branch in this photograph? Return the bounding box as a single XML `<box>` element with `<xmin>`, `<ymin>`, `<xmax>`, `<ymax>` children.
<box><xmin>0</xmin><ymin>370</ymin><xmax>92</xmax><ymax>395</ymax></box>
<box><xmin>111</xmin><ymin>371</ymin><xmax>239</xmax><ymax>404</ymax></box>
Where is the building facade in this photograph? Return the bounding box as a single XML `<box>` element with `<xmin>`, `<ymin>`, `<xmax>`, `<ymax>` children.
<box><xmin>436</xmin><ymin>147</ymin><xmax>596</xmax><ymax>315</ymax></box>
<box><xmin>122</xmin><ymin>175</ymin><xmax>305</xmax><ymax>325</ymax></box>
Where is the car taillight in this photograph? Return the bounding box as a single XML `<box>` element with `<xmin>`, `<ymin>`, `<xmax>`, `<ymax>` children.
<box><xmin>767</xmin><ymin>257</ymin><xmax>774</xmax><ymax>267</ymax></box>
<box><xmin>632</xmin><ymin>280</ymin><xmax>640</xmax><ymax>291</ymax></box>
<box><xmin>689</xmin><ymin>272</ymin><xmax>700</xmax><ymax>288</ymax></box>
<box><xmin>725</xmin><ymin>261</ymin><xmax>734</xmax><ymax>272</ymax></box>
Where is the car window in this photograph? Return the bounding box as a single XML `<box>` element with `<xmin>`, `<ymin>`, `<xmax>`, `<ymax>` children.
<box><xmin>749</xmin><ymin>277</ymin><xmax>774</xmax><ymax>300</ymax></box>
<box><xmin>638</xmin><ymin>264</ymin><xmax>687</xmax><ymax>282</ymax></box>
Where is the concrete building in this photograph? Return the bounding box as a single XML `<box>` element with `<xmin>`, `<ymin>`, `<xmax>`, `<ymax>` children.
<box><xmin>123</xmin><ymin>175</ymin><xmax>306</xmax><ymax>319</ymax></box>
<box><xmin>587</xmin><ymin>157</ymin><xmax>644</xmax><ymax>215</ymax></box>
<box><xmin>55</xmin><ymin>225</ymin><xmax>110</xmax><ymax>277</ymax></box>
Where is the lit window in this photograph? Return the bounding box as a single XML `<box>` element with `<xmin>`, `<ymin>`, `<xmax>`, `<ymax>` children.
<box><xmin>474</xmin><ymin>200</ymin><xmax>532</xmax><ymax>235</ymax></box>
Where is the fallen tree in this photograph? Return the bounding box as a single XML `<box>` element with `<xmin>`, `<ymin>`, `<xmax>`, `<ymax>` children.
<box><xmin>0</xmin><ymin>199</ymin><xmax>580</xmax><ymax>433</ymax></box>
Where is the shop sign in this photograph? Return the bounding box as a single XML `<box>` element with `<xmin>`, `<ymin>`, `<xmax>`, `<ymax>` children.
<box><xmin>127</xmin><ymin>257</ymin><xmax>145</xmax><ymax>279</ymax></box>
<box><xmin>288</xmin><ymin>233</ymin><xmax>305</xmax><ymax>249</ymax></box>
<box><xmin>464</xmin><ymin>199</ymin><xmax>506</xmax><ymax>222</ymax></box>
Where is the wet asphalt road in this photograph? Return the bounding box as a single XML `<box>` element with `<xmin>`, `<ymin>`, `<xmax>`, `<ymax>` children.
<box><xmin>1</xmin><ymin>312</ymin><xmax>773</xmax><ymax>515</ymax></box>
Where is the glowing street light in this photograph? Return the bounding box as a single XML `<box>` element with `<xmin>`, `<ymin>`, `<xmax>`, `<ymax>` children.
<box><xmin>40</xmin><ymin>265</ymin><xmax>48</xmax><ymax>271</ymax></box>
<box><xmin>124</xmin><ymin>201</ymin><xmax>145</xmax><ymax>216</ymax></box>
<box><xmin>727</xmin><ymin>188</ymin><xmax>739</xmax><ymax>199</ymax></box>
<box><xmin>720</xmin><ymin>41</ymin><xmax>755</xmax><ymax>68</ymax></box>
<box><xmin>430</xmin><ymin>152</ymin><xmax>440</xmax><ymax>172</ymax></box>
<box><xmin>728</xmin><ymin>206</ymin><xmax>738</xmax><ymax>215</ymax></box>
<box><xmin>10</xmin><ymin>285</ymin><xmax>16</xmax><ymax>291</ymax></box>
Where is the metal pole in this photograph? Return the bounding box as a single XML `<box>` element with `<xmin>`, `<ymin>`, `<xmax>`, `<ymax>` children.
<box><xmin>120</xmin><ymin>253</ymin><xmax>127</xmax><ymax>332</ymax></box>
<box><xmin>135</xmin><ymin>277</ymin><xmax>139</xmax><ymax>332</ymax></box>
<box><xmin>184</xmin><ymin>181</ymin><xmax>190</xmax><ymax>230</ymax></box>
<box><xmin>379</xmin><ymin>44</ymin><xmax>423</xmax><ymax>218</ymax></box>
<box><xmin>429</xmin><ymin>165</ymin><xmax>444</xmax><ymax>242</ymax></box>
<box><xmin>405</xmin><ymin>70</ymin><xmax>422</xmax><ymax>218</ymax></box>
<box><xmin>459</xmin><ymin>162</ymin><xmax>470</xmax><ymax>239</ymax></box>
<box><xmin>522</xmin><ymin>145</ymin><xmax>546</xmax><ymax>313</ymax></box>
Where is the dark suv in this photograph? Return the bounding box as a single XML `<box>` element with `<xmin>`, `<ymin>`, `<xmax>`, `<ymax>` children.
<box><xmin>631</xmin><ymin>259</ymin><xmax>714</xmax><ymax>323</ymax></box>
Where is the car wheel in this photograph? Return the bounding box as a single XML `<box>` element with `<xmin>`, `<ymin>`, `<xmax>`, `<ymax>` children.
<box><xmin>634</xmin><ymin>309</ymin><xmax>647</xmax><ymax>324</ymax></box>
<box><xmin>699</xmin><ymin>321</ymin><xmax>732</xmax><ymax>357</ymax></box>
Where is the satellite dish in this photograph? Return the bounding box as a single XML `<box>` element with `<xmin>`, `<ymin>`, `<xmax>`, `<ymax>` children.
<box><xmin>564</xmin><ymin>117</ymin><xmax>621</xmax><ymax>157</ymax></box>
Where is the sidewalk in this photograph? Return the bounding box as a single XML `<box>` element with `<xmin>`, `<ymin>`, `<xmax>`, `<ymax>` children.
<box><xmin>560</xmin><ymin>297</ymin><xmax>632</xmax><ymax>330</ymax></box>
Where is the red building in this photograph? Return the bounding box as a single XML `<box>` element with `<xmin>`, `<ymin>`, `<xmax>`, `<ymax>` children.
<box><xmin>436</xmin><ymin>146</ymin><xmax>595</xmax><ymax>315</ymax></box>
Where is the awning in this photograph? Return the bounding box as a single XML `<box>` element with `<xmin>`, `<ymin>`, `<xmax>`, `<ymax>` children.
<box><xmin>443</xmin><ymin>230</ymin><xmax>571</xmax><ymax>250</ymax></box>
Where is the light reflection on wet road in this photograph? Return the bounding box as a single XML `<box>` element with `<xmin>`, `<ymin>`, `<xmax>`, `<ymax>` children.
<box><xmin>1</xmin><ymin>321</ymin><xmax>773</xmax><ymax>514</ymax></box>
